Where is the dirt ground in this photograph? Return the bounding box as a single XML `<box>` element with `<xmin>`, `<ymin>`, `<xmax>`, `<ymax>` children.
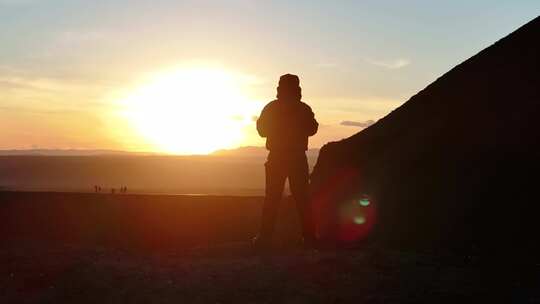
<box><xmin>3</xmin><ymin>242</ymin><xmax>540</xmax><ymax>303</ymax></box>
<box><xmin>1</xmin><ymin>192</ymin><xmax>539</xmax><ymax>303</ymax></box>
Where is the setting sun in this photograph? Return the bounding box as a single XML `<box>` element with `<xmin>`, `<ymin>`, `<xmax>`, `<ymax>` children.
<box><xmin>120</xmin><ymin>67</ymin><xmax>261</xmax><ymax>154</ymax></box>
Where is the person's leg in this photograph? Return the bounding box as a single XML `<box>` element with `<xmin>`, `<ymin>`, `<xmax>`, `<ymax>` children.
<box><xmin>258</xmin><ymin>155</ymin><xmax>287</xmax><ymax>246</ymax></box>
<box><xmin>289</xmin><ymin>154</ymin><xmax>316</xmax><ymax>245</ymax></box>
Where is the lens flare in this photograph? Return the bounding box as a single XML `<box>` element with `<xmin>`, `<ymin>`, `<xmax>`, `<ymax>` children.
<box><xmin>336</xmin><ymin>197</ymin><xmax>376</xmax><ymax>242</ymax></box>
<box><xmin>354</xmin><ymin>215</ymin><xmax>366</xmax><ymax>224</ymax></box>
<box><xmin>359</xmin><ymin>198</ymin><xmax>370</xmax><ymax>206</ymax></box>
<box><xmin>311</xmin><ymin>167</ymin><xmax>377</xmax><ymax>245</ymax></box>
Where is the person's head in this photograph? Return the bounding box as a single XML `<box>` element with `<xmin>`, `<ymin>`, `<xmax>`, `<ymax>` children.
<box><xmin>276</xmin><ymin>74</ymin><xmax>301</xmax><ymax>101</ymax></box>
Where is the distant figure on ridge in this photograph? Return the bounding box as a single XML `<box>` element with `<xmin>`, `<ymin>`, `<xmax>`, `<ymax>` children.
<box><xmin>254</xmin><ymin>74</ymin><xmax>319</xmax><ymax>250</ymax></box>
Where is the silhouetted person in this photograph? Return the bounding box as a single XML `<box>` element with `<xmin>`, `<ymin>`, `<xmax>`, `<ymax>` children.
<box><xmin>254</xmin><ymin>74</ymin><xmax>318</xmax><ymax>250</ymax></box>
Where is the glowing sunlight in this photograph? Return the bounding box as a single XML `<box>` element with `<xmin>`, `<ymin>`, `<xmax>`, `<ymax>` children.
<box><xmin>120</xmin><ymin>67</ymin><xmax>261</xmax><ymax>154</ymax></box>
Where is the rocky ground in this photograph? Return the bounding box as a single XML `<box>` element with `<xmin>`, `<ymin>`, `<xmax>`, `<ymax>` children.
<box><xmin>2</xmin><ymin>191</ymin><xmax>539</xmax><ymax>303</ymax></box>
<box><xmin>2</xmin><ymin>242</ymin><xmax>539</xmax><ymax>303</ymax></box>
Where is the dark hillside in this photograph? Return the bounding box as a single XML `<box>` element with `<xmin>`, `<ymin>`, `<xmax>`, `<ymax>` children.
<box><xmin>311</xmin><ymin>16</ymin><xmax>540</xmax><ymax>253</ymax></box>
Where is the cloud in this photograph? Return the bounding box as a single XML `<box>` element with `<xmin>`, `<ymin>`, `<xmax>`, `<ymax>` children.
<box><xmin>0</xmin><ymin>0</ymin><xmax>38</xmax><ymax>5</ymax></box>
<box><xmin>0</xmin><ymin>74</ymin><xmax>113</xmax><ymax>116</ymax></box>
<box><xmin>0</xmin><ymin>106</ymin><xmax>78</xmax><ymax>115</ymax></box>
<box><xmin>340</xmin><ymin>119</ymin><xmax>375</xmax><ymax>128</ymax></box>
<box><xmin>365</xmin><ymin>58</ymin><xmax>411</xmax><ymax>69</ymax></box>
<box><xmin>315</xmin><ymin>62</ymin><xmax>338</xmax><ymax>69</ymax></box>
<box><xmin>56</xmin><ymin>30</ymin><xmax>105</xmax><ymax>45</ymax></box>
<box><xmin>0</xmin><ymin>76</ymin><xmax>100</xmax><ymax>93</ymax></box>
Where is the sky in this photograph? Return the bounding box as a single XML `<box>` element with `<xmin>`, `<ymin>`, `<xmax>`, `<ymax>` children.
<box><xmin>1</xmin><ymin>0</ymin><xmax>538</xmax><ymax>154</ymax></box>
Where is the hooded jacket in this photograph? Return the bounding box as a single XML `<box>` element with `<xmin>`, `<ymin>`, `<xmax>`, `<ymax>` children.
<box><xmin>256</xmin><ymin>99</ymin><xmax>318</xmax><ymax>153</ymax></box>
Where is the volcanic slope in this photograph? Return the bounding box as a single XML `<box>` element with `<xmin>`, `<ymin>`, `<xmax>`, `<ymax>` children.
<box><xmin>311</xmin><ymin>17</ymin><xmax>540</xmax><ymax>253</ymax></box>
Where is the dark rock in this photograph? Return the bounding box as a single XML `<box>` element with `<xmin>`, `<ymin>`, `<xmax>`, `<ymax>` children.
<box><xmin>311</xmin><ymin>17</ymin><xmax>540</xmax><ymax>254</ymax></box>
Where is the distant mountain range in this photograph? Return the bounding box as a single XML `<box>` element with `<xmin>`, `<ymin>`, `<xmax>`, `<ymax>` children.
<box><xmin>0</xmin><ymin>149</ymin><xmax>155</xmax><ymax>156</ymax></box>
<box><xmin>0</xmin><ymin>146</ymin><xmax>320</xmax><ymax>195</ymax></box>
<box><xmin>0</xmin><ymin>146</ymin><xmax>319</xmax><ymax>158</ymax></box>
<box><xmin>212</xmin><ymin>146</ymin><xmax>319</xmax><ymax>158</ymax></box>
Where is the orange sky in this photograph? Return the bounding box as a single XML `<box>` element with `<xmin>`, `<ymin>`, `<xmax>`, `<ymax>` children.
<box><xmin>1</xmin><ymin>1</ymin><xmax>537</xmax><ymax>154</ymax></box>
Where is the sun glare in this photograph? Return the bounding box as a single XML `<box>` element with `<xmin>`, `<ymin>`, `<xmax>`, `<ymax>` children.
<box><xmin>120</xmin><ymin>67</ymin><xmax>261</xmax><ymax>154</ymax></box>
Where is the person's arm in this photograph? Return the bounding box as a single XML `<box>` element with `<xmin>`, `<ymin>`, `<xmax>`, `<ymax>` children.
<box><xmin>256</xmin><ymin>106</ymin><xmax>269</xmax><ymax>137</ymax></box>
<box><xmin>306</xmin><ymin>106</ymin><xmax>318</xmax><ymax>136</ymax></box>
